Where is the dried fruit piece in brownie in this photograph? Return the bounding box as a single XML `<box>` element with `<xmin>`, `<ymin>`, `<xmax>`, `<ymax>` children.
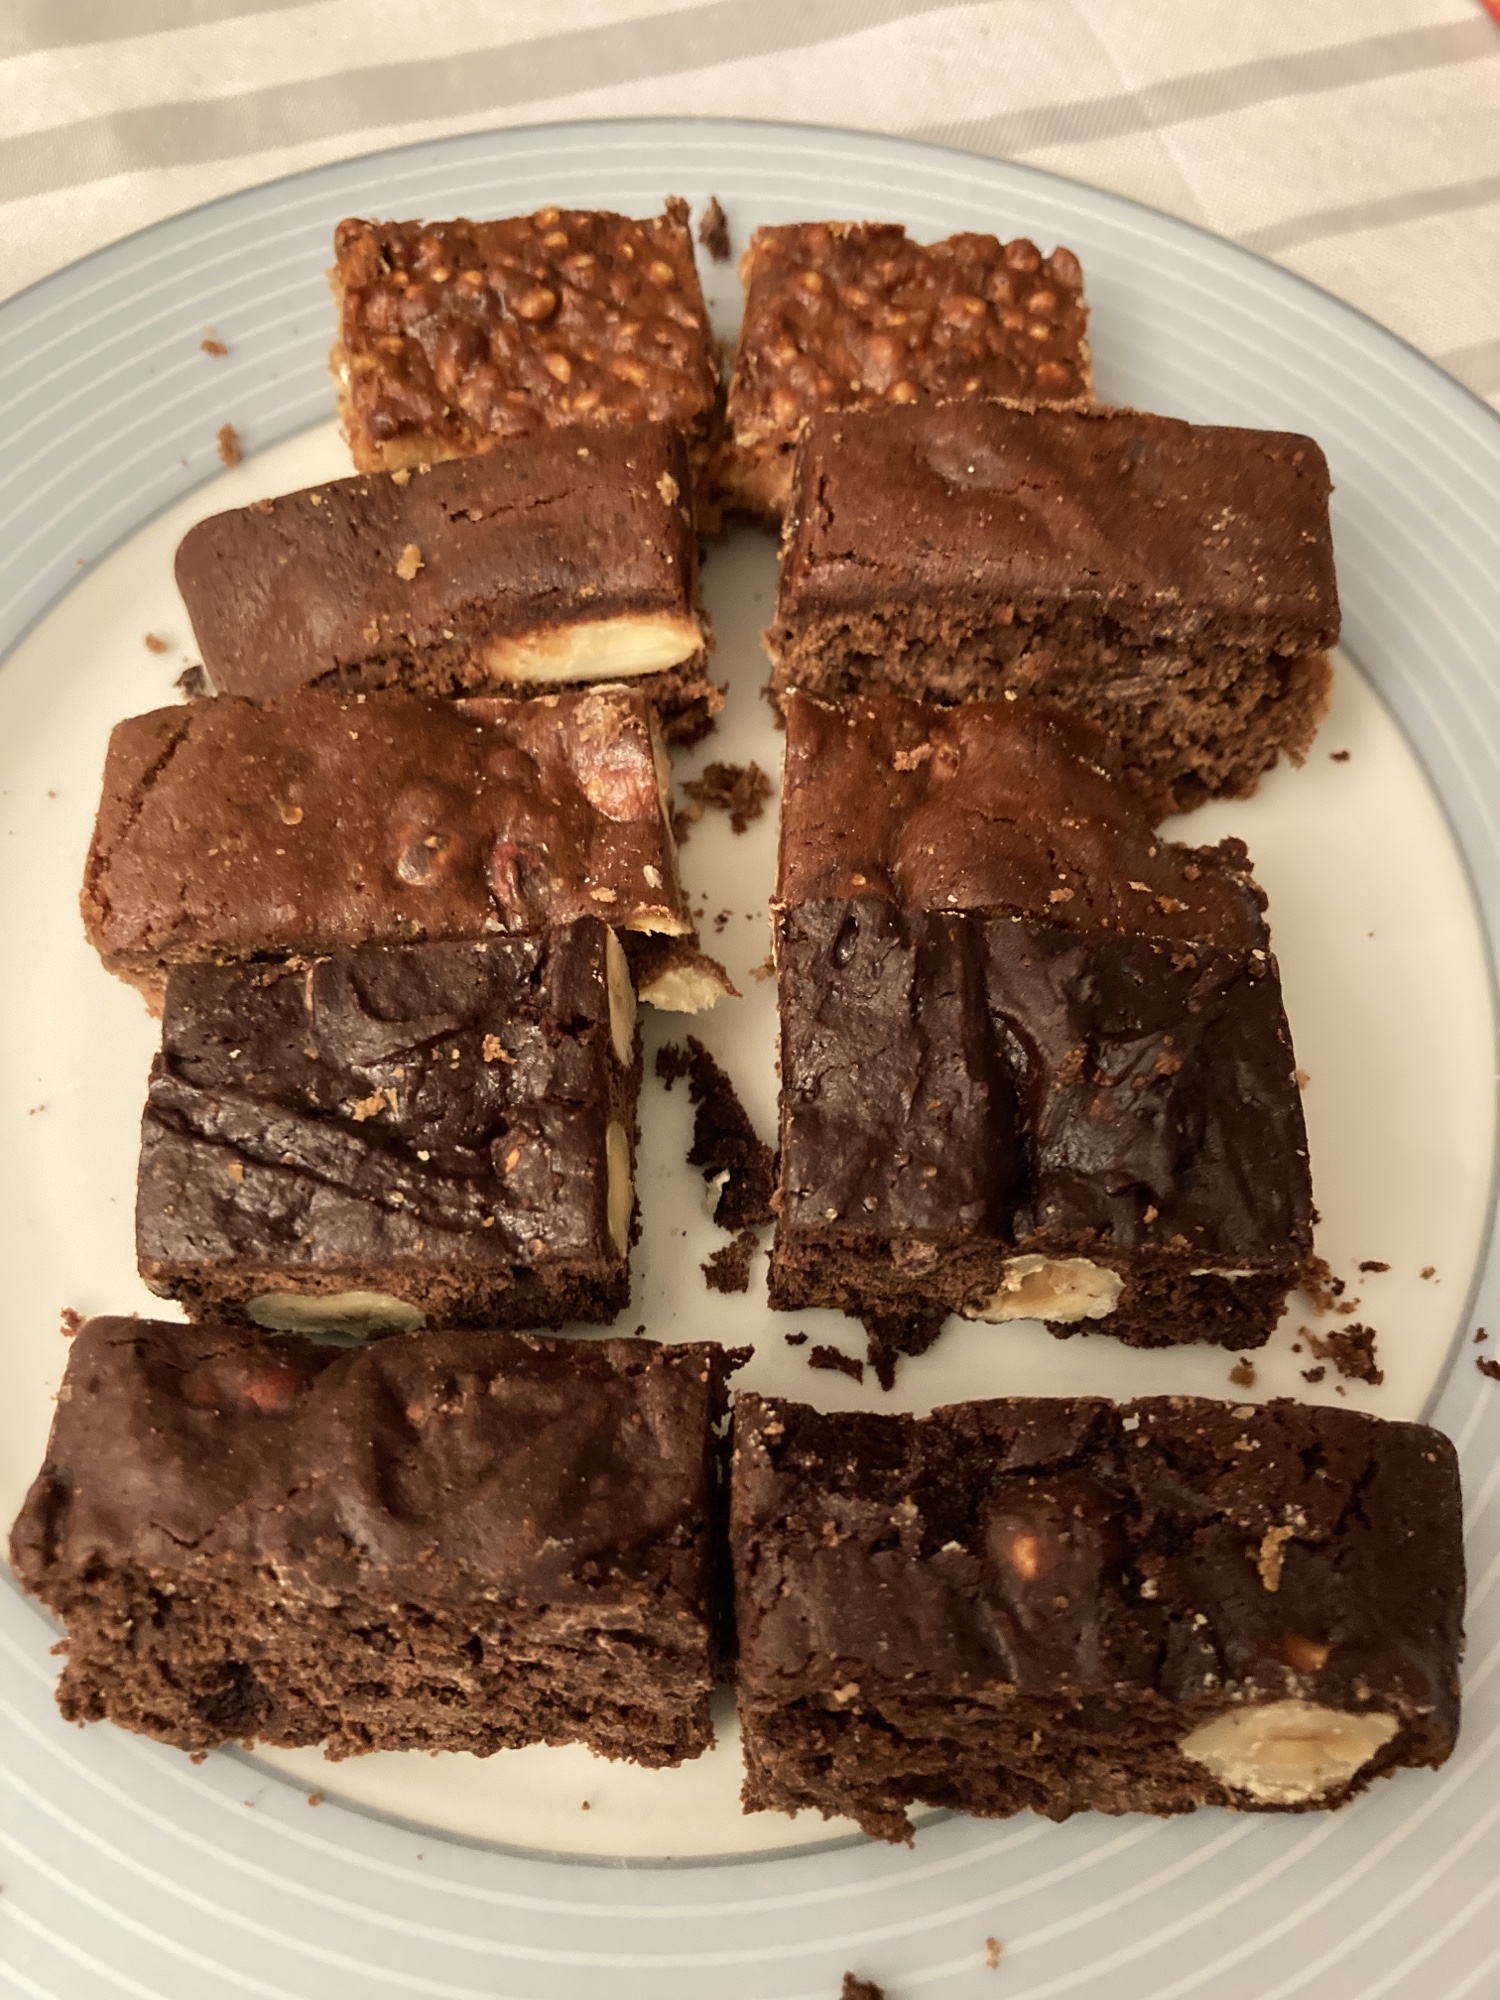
<box><xmin>11</xmin><ymin>1320</ymin><xmax>745</xmax><ymax>1765</ymax></box>
<box><xmin>175</xmin><ymin>424</ymin><xmax>722</xmax><ymax>744</ymax></box>
<box><xmin>769</xmin><ymin>399</ymin><xmax>1339</xmax><ymax>815</ymax></box>
<box><xmin>82</xmin><ymin>684</ymin><xmax>688</xmax><ymax>1005</ymax></box>
<box><xmin>137</xmin><ymin>924</ymin><xmax>640</xmax><ymax>1333</ymax></box>
<box><xmin>731</xmin><ymin>1392</ymin><xmax>1464</xmax><ymax>1842</ymax></box>
<box><xmin>331</xmin><ymin>205</ymin><xmax>720</xmax><ymax>506</ymax></box>
<box><xmin>770</xmin><ymin>693</ymin><xmax>1314</xmax><ymax>1361</ymax></box>
<box><xmin>720</xmin><ymin>222</ymin><xmax>1091</xmax><ymax>521</ymax></box>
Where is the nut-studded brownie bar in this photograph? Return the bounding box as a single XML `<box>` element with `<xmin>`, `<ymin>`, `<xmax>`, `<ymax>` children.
<box><xmin>731</xmin><ymin>1393</ymin><xmax>1464</xmax><ymax>1843</ymax></box>
<box><xmin>82</xmin><ymin>684</ymin><xmax>688</xmax><ymax>1005</ymax></box>
<box><xmin>175</xmin><ymin>424</ymin><xmax>722</xmax><ymax>744</ymax></box>
<box><xmin>771</xmin><ymin>694</ymin><xmax>1313</xmax><ymax>1378</ymax></box>
<box><xmin>11</xmin><ymin>1319</ymin><xmax>744</xmax><ymax>1765</ymax></box>
<box><xmin>137</xmin><ymin>925</ymin><xmax>639</xmax><ymax>1334</ymax></box>
<box><xmin>768</xmin><ymin>399</ymin><xmax>1339</xmax><ymax>814</ymax></box>
<box><xmin>719</xmin><ymin>223</ymin><xmax>1091</xmax><ymax>522</ymax></box>
<box><xmin>332</xmin><ymin>204</ymin><xmax>720</xmax><ymax>509</ymax></box>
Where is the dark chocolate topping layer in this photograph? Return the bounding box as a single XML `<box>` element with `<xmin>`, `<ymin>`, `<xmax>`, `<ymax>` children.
<box><xmin>13</xmin><ymin>1319</ymin><xmax>740</xmax><ymax>1614</ymax></box>
<box><xmin>83</xmin><ymin>684</ymin><xmax>686</xmax><ymax>985</ymax></box>
<box><xmin>732</xmin><ymin>1392</ymin><xmax>1463</xmax><ymax>1727</ymax></box>
<box><xmin>777</xmin><ymin>692</ymin><xmax>1264</xmax><ymax>949</ymax></box>
<box><xmin>778</xmin><ymin>400</ymin><xmax>1338</xmax><ymax>653</ymax></box>
<box><xmin>139</xmin><ymin>927</ymin><xmax>623</xmax><ymax>1273</ymax></box>
<box><xmin>175</xmin><ymin>424</ymin><xmax>702</xmax><ymax>704</ymax></box>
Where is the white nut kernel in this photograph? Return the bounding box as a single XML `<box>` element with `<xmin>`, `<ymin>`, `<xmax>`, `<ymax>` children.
<box><xmin>967</xmin><ymin>1255</ymin><xmax>1123</xmax><ymax>1324</ymax></box>
<box><xmin>479</xmin><ymin>612</ymin><xmax>701</xmax><ymax>685</ymax></box>
<box><xmin>604</xmin><ymin>927</ymin><xmax>637</xmax><ymax>1067</ymax></box>
<box><xmin>1179</xmin><ymin>1699</ymin><xmax>1398</xmax><ymax>1803</ymax></box>
<box><xmin>245</xmin><ymin>1291</ymin><xmax>425</xmax><ymax>1336</ymax></box>
<box><xmin>605</xmin><ymin>1121</ymin><xmax>634</xmax><ymax>1257</ymax></box>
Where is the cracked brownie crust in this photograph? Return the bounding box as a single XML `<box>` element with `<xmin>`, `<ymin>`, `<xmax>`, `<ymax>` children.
<box><xmin>719</xmin><ymin>222</ymin><xmax>1091</xmax><ymax>521</ymax></box>
<box><xmin>331</xmin><ymin>205</ymin><xmax>720</xmax><ymax>501</ymax></box>
<box><xmin>137</xmin><ymin>924</ymin><xmax>640</xmax><ymax>1331</ymax></box>
<box><xmin>11</xmin><ymin>1320</ymin><xmax>744</xmax><ymax>1765</ymax></box>
<box><xmin>174</xmin><ymin>423</ymin><xmax>723</xmax><ymax>743</ymax></box>
<box><xmin>730</xmin><ymin>1393</ymin><xmax>1463</xmax><ymax>1842</ymax></box>
<box><xmin>768</xmin><ymin>400</ymin><xmax>1339</xmax><ymax>814</ymax></box>
<box><xmin>82</xmin><ymin>684</ymin><xmax>688</xmax><ymax>1003</ymax></box>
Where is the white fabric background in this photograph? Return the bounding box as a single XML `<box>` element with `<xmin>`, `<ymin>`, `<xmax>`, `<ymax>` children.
<box><xmin>0</xmin><ymin>0</ymin><xmax>1495</xmax><ymax>407</ymax></box>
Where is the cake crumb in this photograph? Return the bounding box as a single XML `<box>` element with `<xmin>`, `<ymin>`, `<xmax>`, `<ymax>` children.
<box><xmin>1475</xmin><ymin>1328</ymin><xmax>1488</xmax><ymax>1342</ymax></box>
<box><xmin>1421</xmin><ymin>1265</ymin><xmax>1436</xmax><ymax>1280</ymax></box>
<box><xmin>1307</xmin><ymin>1323</ymin><xmax>1383</xmax><ymax>1385</ymax></box>
<box><xmin>682</xmin><ymin>760</ymin><xmax>772</xmax><ymax>834</ymax></box>
<box><xmin>749</xmin><ymin>957</ymin><xmax>775</xmax><ymax>982</ymax></box>
<box><xmin>176</xmin><ymin>663</ymin><xmax>210</xmax><ymax>699</ymax></box>
<box><xmin>1478</xmin><ymin>1356</ymin><xmax>1500</xmax><ymax>1383</ymax></box>
<box><xmin>396</xmin><ymin>543</ymin><xmax>424</xmax><ymax>580</ymax></box>
<box><xmin>143</xmin><ymin>632</ymin><xmax>169</xmax><ymax>654</ymax></box>
<box><xmin>306</xmin><ymin>1792</ymin><xmax>322</xmax><ymax>1807</ymax></box>
<box><xmin>1330</xmin><ymin>749</ymin><xmax>1350</xmax><ymax>762</ymax></box>
<box><xmin>201</xmin><ymin>331</ymin><xmax>228</xmax><ymax>356</ymax></box>
<box><xmin>1301</xmin><ymin>1365</ymin><xmax>1326</xmax><ymax>1384</ymax></box>
<box><xmin>655</xmin><ymin>1039</ymin><xmax>775</xmax><ymax>1229</ymax></box>
<box><xmin>703</xmin><ymin>1230</ymin><xmax>758</xmax><ymax>1294</ymax></box>
<box><xmin>670</xmin><ymin>799</ymin><xmax>704</xmax><ymax>845</ymax></box>
<box><xmin>1359</xmin><ymin>1260</ymin><xmax>1390</xmax><ymax>1273</ymax></box>
<box><xmin>985</xmin><ymin>1936</ymin><xmax>1003</xmax><ymax>1970</ymax></box>
<box><xmin>1228</xmin><ymin>1358</ymin><xmax>1256</xmax><ymax>1388</ymax></box>
<box><xmin>698</xmin><ymin>195</ymin><xmax>730</xmax><ymax>261</ymax></box>
<box><xmin>216</xmin><ymin>423</ymin><xmax>242</xmax><ymax>466</ymax></box>
<box><xmin>784</xmin><ymin>1331</ymin><xmax>809</xmax><ymax>1347</ymax></box>
<box><xmin>840</xmin><ymin>1974</ymin><xmax>883</xmax><ymax>2000</ymax></box>
<box><xmin>809</xmin><ymin>1344</ymin><xmax>865</xmax><ymax>1384</ymax></box>
<box><xmin>1299</xmin><ymin>1256</ymin><xmax>1343</xmax><ymax>1313</ymax></box>
<box><xmin>60</xmin><ymin>1308</ymin><xmax>83</xmax><ymax>1337</ymax></box>
<box><xmin>581</xmin><ymin>1799</ymin><xmax>591</xmax><ymax>1811</ymax></box>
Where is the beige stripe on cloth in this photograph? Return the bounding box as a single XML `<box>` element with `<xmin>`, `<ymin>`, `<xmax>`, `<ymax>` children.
<box><xmin>0</xmin><ymin>0</ymin><xmax>1495</xmax><ymax>411</ymax></box>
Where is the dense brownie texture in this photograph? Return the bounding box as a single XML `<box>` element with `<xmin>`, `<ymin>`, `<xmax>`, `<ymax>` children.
<box><xmin>82</xmin><ymin>684</ymin><xmax>687</xmax><ymax>1004</ymax></box>
<box><xmin>769</xmin><ymin>400</ymin><xmax>1339</xmax><ymax>814</ymax></box>
<box><xmin>770</xmin><ymin>695</ymin><xmax>1313</xmax><ymax>1365</ymax></box>
<box><xmin>331</xmin><ymin>206</ymin><xmax>720</xmax><ymax>511</ymax></box>
<box><xmin>12</xmin><ymin>1320</ymin><xmax>743</xmax><ymax>1764</ymax></box>
<box><xmin>174</xmin><ymin>425</ymin><xmax>722</xmax><ymax>743</ymax></box>
<box><xmin>731</xmin><ymin>1393</ymin><xmax>1464</xmax><ymax>1843</ymax></box>
<box><xmin>137</xmin><ymin>925</ymin><xmax>640</xmax><ymax>1332</ymax></box>
<box><xmin>719</xmin><ymin>223</ymin><xmax>1091</xmax><ymax>521</ymax></box>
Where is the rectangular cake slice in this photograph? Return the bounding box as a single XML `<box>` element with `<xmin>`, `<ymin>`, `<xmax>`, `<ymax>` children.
<box><xmin>11</xmin><ymin>1320</ymin><xmax>743</xmax><ymax>1765</ymax></box>
<box><xmin>768</xmin><ymin>399</ymin><xmax>1339</xmax><ymax>813</ymax></box>
<box><xmin>174</xmin><ymin>424</ymin><xmax>722</xmax><ymax>743</ymax></box>
<box><xmin>719</xmin><ymin>222</ymin><xmax>1091</xmax><ymax>521</ymax></box>
<box><xmin>137</xmin><ymin>924</ymin><xmax>639</xmax><ymax>1333</ymax></box>
<box><xmin>82</xmin><ymin>684</ymin><xmax>688</xmax><ymax>1004</ymax></box>
<box><xmin>331</xmin><ymin>205</ymin><xmax>720</xmax><ymax>509</ymax></box>
<box><xmin>731</xmin><ymin>1392</ymin><xmax>1464</xmax><ymax>1842</ymax></box>
<box><xmin>771</xmin><ymin>693</ymin><xmax>1313</xmax><ymax>1377</ymax></box>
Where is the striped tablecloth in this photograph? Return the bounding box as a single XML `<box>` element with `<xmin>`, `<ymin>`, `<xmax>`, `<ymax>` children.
<box><xmin>2</xmin><ymin>0</ymin><xmax>1495</xmax><ymax>414</ymax></box>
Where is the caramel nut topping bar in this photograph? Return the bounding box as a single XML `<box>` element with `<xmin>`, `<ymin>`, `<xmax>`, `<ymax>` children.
<box><xmin>731</xmin><ymin>1393</ymin><xmax>1464</xmax><ymax>1842</ymax></box>
<box><xmin>137</xmin><ymin>925</ymin><xmax>642</xmax><ymax>1335</ymax></box>
<box><xmin>175</xmin><ymin>423</ymin><xmax>723</xmax><ymax>744</ymax></box>
<box><xmin>331</xmin><ymin>205</ymin><xmax>720</xmax><ymax>496</ymax></box>
<box><xmin>11</xmin><ymin>1320</ymin><xmax>744</xmax><ymax>1766</ymax></box>
<box><xmin>769</xmin><ymin>399</ymin><xmax>1340</xmax><ymax>815</ymax></box>
<box><xmin>82</xmin><ymin>684</ymin><xmax>688</xmax><ymax>1004</ymax></box>
<box><xmin>770</xmin><ymin>694</ymin><xmax>1313</xmax><ymax>1375</ymax></box>
<box><xmin>719</xmin><ymin>222</ymin><xmax>1092</xmax><ymax>521</ymax></box>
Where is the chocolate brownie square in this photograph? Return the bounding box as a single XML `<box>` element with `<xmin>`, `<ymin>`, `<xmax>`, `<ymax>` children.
<box><xmin>11</xmin><ymin>1320</ymin><xmax>744</xmax><ymax>1765</ymax></box>
<box><xmin>331</xmin><ymin>204</ymin><xmax>720</xmax><ymax>510</ymax></box>
<box><xmin>731</xmin><ymin>1393</ymin><xmax>1464</xmax><ymax>1842</ymax></box>
<box><xmin>768</xmin><ymin>399</ymin><xmax>1339</xmax><ymax>814</ymax></box>
<box><xmin>82</xmin><ymin>684</ymin><xmax>688</xmax><ymax>1005</ymax></box>
<box><xmin>770</xmin><ymin>693</ymin><xmax>1314</xmax><ymax>1376</ymax></box>
<box><xmin>137</xmin><ymin>924</ymin><xmax>638</xmax><ymax>1333</ymax></box>
<box><xmin>175</xmin><ymin>424</ymin><xmax>722</xmax><ymax>743</ymax></box>
<box><xmin>719</xmin><ymin>222</ymin><xmax>1091</xmax><ymax>521</ymax></box>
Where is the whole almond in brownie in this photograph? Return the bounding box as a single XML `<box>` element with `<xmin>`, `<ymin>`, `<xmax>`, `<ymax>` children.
<box><xmin>769</xmin><ymin>399</ymin><xmax>1340</xmax><ymax>816</ymax></box>
<box><xmin>331</xmin><ymin>204</ymin><xmax>720</xmax><ymax>513</ymax></box>
<box><xmin>770</xmin><ymin>693</ymin><xmax>1314</xmax><ymax>1367</ymax></box>
<box><xmin>731</xmin><ymin>1393</ymin><xmax>1464</xmax><ymax>1842</ymax></box>
<box><xmin>719</xmin><ymin>220</ymin><xmax>1091</xmax><ymax>521</ymax></box>
<box><xmin>11</xmin><ymin>1320</ymin><xmax>745</xmax><ymax>1765</ymax></box>
<box><xmin>175</xmin><ymin>423</ymin><xmax>723</xmax><ymax>743</ymax></box>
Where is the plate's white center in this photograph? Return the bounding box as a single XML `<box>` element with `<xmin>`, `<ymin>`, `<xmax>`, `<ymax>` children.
<box><xmin>0</xmin><ymin>423</ymin><xmax>1490</xmax><ymax>1862</ymax></box>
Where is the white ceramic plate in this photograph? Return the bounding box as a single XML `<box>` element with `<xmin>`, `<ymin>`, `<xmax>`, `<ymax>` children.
<box><xmin>2</xmin><ymin>119</ymin><xmax>1499</xmax><ymax>1998</ymax></box>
